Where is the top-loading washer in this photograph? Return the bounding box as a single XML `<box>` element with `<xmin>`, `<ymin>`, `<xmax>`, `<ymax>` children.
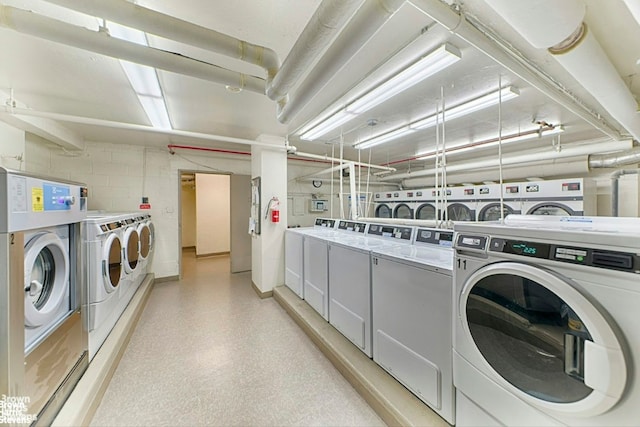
<box><xmin>371</xmin><ymin>227</ymin><xmax>455</xmax><ymax>424</ymax></box>
<box><xmin>285</xmin><ymin>217</ymin><xmax>337</xmax><ymax>300</ymax></box>
<box><xmin>452</xmin><ymin>217</ymin><xmax>639</xmax><ymax>426</ymax></box>
<box><xmin>1</xmin><ymin>167</ymin><xmax>88</xmax><ymax>423</ymax></box>
<box><xmin>521</xmin><ymin>178</ymin><xmax>596</xmax><ymax>216</ymax></box>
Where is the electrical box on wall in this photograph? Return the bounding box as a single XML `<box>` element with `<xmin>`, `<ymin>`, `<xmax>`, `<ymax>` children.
<box><xmin>309</xmin><ymin>199</ymin><xmax>328</xmax><ymax>212</ymax></box>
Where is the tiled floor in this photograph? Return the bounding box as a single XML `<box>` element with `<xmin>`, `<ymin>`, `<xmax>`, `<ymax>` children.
<box><xmin>90</xmin><ymin>251</ymin><xmax>385</xmax><ymax>426</ymax></box>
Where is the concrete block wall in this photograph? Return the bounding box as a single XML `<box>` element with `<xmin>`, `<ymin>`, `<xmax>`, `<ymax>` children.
<box><xmin>24</xmin><ymin>138</ymin><xmax>251</xmax><ymax>279</ymax></box>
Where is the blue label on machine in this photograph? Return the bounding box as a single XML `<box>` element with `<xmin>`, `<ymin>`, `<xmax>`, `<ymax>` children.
<box><xmin>43</xmin><ymin>183</ymin><xmax>71</xmax><ymax>211</ymax></box>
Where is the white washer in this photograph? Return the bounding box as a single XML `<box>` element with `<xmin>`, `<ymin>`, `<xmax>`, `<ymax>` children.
<box><xmin>1</xmin><ymin>168</ymin><xmax>88</xmax><ymax>422</ymax></box>
<box><xmin>475</xmin><ymin>184</ymin><xmax>522</xmax><ymax>222</ymax></box>
<box><xmin>453</xmin><ymin>217</ymin><xmax>639</xmax><ymax>426</ymax></box>
<box><xmin>82</xmin><ymin>215</ymin><xmax>124</xmax><ymax>360</ymax></box>
<box><xmin>117</xmin><ymin>213</ymin><xmax>142</xmax><ymax>301</ymax></box>
<box><xmin>135</xmin><ymin>214</ymin><xmax>153</xmax><ymax>279</ymax></box>
<box><xmin>371</xmin><ymin>227</ymin><xmax>455</xmax><ymax>424</ymax></box>
<box><xmin>521</xmin><ymin>178</ymin><xmax>596</xmax><ymax>216</ymax></box>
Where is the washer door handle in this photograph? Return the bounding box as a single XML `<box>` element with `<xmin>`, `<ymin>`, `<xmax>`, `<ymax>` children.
<box><xmin>26</xmin><ymin>279</ymin><xmax>43</xmax><ymax>297</ymax></box>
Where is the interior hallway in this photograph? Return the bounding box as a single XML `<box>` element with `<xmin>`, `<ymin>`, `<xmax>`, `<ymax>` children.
<box><xmin>90</xmin><ymin>249</ymin><xmax>384</xmax><ymax>426</ymax></box>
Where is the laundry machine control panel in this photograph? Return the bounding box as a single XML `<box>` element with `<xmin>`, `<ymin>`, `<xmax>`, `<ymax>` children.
<box><xmin>337</xmin><ymin>221</ymin><xmax>367</xmax><ymax>233</ymax></box>
<box><xmin>367</xmin><ymin>224</ymin><xmax>412</xmax><ymax>240</ymax></box>
<box><xmin>314</xmin><ymin>218</ymin><xmax>336</xmax><ymax>228</ymax></box>
<box><xmin>415</xmin><ymin>228</ymin><xmax>454</xmax><ymax>247</ymax></box>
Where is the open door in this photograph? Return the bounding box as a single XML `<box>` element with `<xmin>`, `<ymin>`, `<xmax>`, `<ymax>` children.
<box><xmin>230</xmin><ymin>174</ymin><xmax>252</xmax><ymax>273</ymax></box>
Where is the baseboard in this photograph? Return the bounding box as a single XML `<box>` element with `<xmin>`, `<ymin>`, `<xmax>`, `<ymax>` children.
<box><xmin>52</xmin><ymin>274</ymin><xmax>155</xmax><ymax>427</ymax></box>
<box><xmin>154</xmin><ymin>275</ymin><xmax>179</xmax><ymax>283</ymax></box>
<box><xmin>251</xmin><ymin>280</ymin><xmax>273</xmax><ymax>299</ymax></box>
<box><xmin>196</xmin><ymin>251</ymin><xmax>230</xmax><ymax>258</ymax></box>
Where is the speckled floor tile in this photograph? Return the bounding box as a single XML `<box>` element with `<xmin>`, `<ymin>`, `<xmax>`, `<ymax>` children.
<box><xmin>89</xmin><ymin>251</ymin><xmax>385</xmax><ymax>427</ymax></box>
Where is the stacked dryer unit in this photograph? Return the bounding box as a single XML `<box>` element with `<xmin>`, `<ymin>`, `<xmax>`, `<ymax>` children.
<box><xmin>373</xmin><ymin>192</ymin><xmax>393</xmax><ymax>219</ymax></box>
<box><xmin>475</xmin><ymin>183</ymin><xmax>523</xmax><ymax>222</ymax></box>
<box><xmin>1</xmin><ymin>168</ymin><xmax>88</xmax><ymax>424</ymax></box>
<box><xmin>521</xmin><ymin>178</ymin><xmax>596</xmax><ymax>216</ymax></box>
<box><xmin>414</xmin><ymin>189</ymin><xmax>437</xmax><ymax>220</ymax></box>
<box><xmin>392</xmin><ymin>191</ymin><xmax>414</xmax><ymax>220</ymax></box>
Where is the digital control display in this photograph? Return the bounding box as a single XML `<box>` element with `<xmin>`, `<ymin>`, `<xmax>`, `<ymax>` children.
<box><xmin>505</xmin><ymin>186</ymin><xmax>519</xmax><ymax>194</ymax></box>
<box><xmin>464</xmin><ymin>188</ymin><xmax>474</xmax><ymax>195</ymax></box>
<box><xmin>479</xmin><ymin>187</ymin><xmax>490</xmax><ymax>195</ymax></box>
<box><xmin>562</xmin><ymin>182</ymin><xmax>581</xmax><ymax>191</ymax></box>
<box><xmin>338</xmin><ymin>221</ymin><xmax>366</xmax><ymax>233</ymax></box>
<box><xmin>526</xmin><ymin>184</ymin><xmax>540</xmax><ymax>193</ymax></box>
<box><xmin>367</xmin><ymin>225</ymin><xmax>411</xmax><ymax>240</ymax></box>
<box><xmin>416</xmin><ymin>228</ymin><xmax>453</xmax><ymax>246</ymax></box>
<box><xmin>43</xmin><ymin>183</ymin><xmax>71</xmax><ymax>211</ymax></box>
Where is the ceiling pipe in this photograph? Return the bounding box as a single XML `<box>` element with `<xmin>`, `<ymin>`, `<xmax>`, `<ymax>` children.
<box><xmin>483</xmin><ymin>0</ymin><xmax>640</xmax><ymax>141</ymax></box>
<box><xmin>588</xmin><ymin>146</ymin><xmax>640</xmax><ymax>169</ymax></box>
<box><xmin>0</xmin><ymin>5</ymin><xmax>265</xmax><ymax>94</ymax></box>
<box><xmin>379</xmin><ymin>138</ymin><xmax>633</xmax><ymax>181</ymax></box>
<box><xmin>43</xmin><ymin>0</ymin><xmax>281</xmax><ymax>83</ymax></box>
<box><xmin>408</xmin><ymin>0</ymin><xmax>622</xmax><ymax>140</ymax></box>
<box><xmin>611</xmin><ymin>169</ymin><xmax>640</xmax><ymax>217</ymax></box>
<box><xmin>2</xmin><ymin>106</ymin><xmax>289</xmax><ymax>151</ymax></box>
<box><xmin>296</xmin><ymin>177</ymin><xmax>400</xmax><ymax>188</ymax></box>
<box><xmin>266</xmin><ymin>0</ymin><xmax>364</xmax><ymax>101</ymax></box>
<box><xmin>277</xmin><ymin>0</ymin><xmax>405</xmax><ymax>123</ymax></box>
<box><xmin>292</xmin><ymin>151</ymin><xmax>396</xmax><ymax>172</ymax></box>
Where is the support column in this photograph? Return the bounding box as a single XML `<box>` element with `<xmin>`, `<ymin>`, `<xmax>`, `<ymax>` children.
<box><xmin>251</xmin><ymin>134</ymin><xmax>287</xmax><ymax>297</ymax></box>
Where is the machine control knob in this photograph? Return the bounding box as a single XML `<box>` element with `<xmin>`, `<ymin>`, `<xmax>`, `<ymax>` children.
<box><xmin>59</xmin><ymin>196</ymin><xmax>76</xmax><ymax>205</ymax></box>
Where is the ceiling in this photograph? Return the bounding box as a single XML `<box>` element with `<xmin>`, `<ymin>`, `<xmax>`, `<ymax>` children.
<box><xmin>0</xmin><ymin>0</ymin><xmax>638</xmax><ymax>177</ymax></box>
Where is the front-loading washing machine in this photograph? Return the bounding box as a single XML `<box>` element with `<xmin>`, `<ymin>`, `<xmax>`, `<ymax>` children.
<box><xmin>371</xmin><ymin>227</ymin><xmax>455</xmax><ymax>424</ymax></box>
<box><xmin>521</xmin><ymin>178</ymin><xmax>596</xmax><ymax>216</ymax></box>
<box><xmin>117</xmin><ymin>213</ymin><xmax>141</xmax><ymax>303</ymax></box>
<box><xmin>475</xmin><ymin>183</ymin><xmax>522</xmax><ymax>222</ymax></box>
<box><xmin>452</xmin><ymin>217</ymin><xmax>639</xmax><ymax>426</ymax></box>
<box><xmin>82</xmin><ymin>215</ymin><xmax>124</xmax><ymax>360</ymax></box>
<box><xmin>1</xmin><ymin>167</ymin><xmax>88</xmax><ymax>424</ymax></box>
<box><xmin>135</xmin><ymin>214</ymin><xmax>153</xmax><ymax>280</ymax></box>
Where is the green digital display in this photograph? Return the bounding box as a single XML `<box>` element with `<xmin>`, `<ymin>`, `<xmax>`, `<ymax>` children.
<box><xmin>503</xmin><ymin>240</ymin><xmax>551</xmax><ymax>259</ymax></box>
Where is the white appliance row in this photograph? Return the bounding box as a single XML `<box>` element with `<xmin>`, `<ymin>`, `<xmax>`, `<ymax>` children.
<box><xmin>285</xmin><ymin>218</ymin><xmax>456</xmax><ymax>424</ymax></box>
<box><xmin>83</xmin><ymin>212</ymin><xmax>155</xmax><ymax>360</ymax></box>
<box><xmin>373</xmin><ymin>178</ymin><xmax>596</xmax><ymax>221</ymax></box>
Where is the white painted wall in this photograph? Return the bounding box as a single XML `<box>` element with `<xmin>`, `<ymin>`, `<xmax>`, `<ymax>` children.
<box><xmin>181</xmin><ymin>183</ymin><xmax>196</xmax><ymax>248</ymax></box>
<box><xmin>195</xmin><ymin>173</ymin><xmax>230</xmax><ymax>255</ymax></box>
<box><xmin>0</xmin><ymin>122</ymin><xmax>25</xmax><ymax>170</ymax></box>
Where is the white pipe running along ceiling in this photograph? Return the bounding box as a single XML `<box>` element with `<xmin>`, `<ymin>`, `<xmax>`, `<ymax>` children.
<box><xmin>0</xmin><ymin>5</ymin><xmax>265</xmax><ymax>93</ymax></box>
<box><xmin>483</xmin><ymin>0</ymin><xmax>640</xmax><ymax>142</ymax></box>
<box><xmin>43</xmin><ymin>0</ymin><xmax>281</xmax><ymax>83</ymax></box>
<box><xmin>379</xmin><ymin>138</ymin><xmax>634</xmax><ymax>182</ymax></box>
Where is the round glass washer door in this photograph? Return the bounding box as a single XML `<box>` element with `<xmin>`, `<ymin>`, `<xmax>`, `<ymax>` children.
<box><xmin>459</xmin><ymin>262</ymin><xmax>626</xmax><ymax>417</ymax></box>
<box><xmin>416</xmin><ymin>203</ymin><xmax>436</xmax><ymax>220</ymax></box>
<box><xmin>123</xmin><ymin>227</ymin><xmax>140</xmax><ymax>273</ymax></box>
<box><xmin>479</xmin><ymin>203</ymin><xmax>514</xmax><ymax>221</ymax></box>
<box><xmin>393</xmin><ymin>203</ymin><xmax>413</xmax><ymax>219</ymax></box>
<box><xmin>528</xmin><ymin>203</ymin><xmax>575</xmax><ymax>216</ymax></box>
<box><xmin>24</xmin><ymin>232</ymin><xmax>70</xmax><ymax>327</ymax></box>
<box><xmin>375</xmin><ymin>204</ymin><xmax>392</xmax><ymax>218</ymax></box>
<box><xmin>137</xmin><ymin>223</ymin><xmax>151</xmax><ymax>259</ymax></box>
<box><xmin>103</xmin><ymin>233</ymin><xmax>122</xmax><ymax>290</ymax></box>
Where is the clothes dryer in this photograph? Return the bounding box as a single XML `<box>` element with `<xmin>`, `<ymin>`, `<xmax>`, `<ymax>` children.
<box><xmin>442</xmin><ymin>186</ymin><xmax>475</xmax><ymax>222</ymax></box>
<box><xmin>521</xmin><ymin>178</ymin><xmax>596</xmax><ymax>216</ymax></box>
<box><xmin>475</xmin><ymin>183</ymin><xmax>522</xmax><ymax>221</ymax></box>
<box><xmin>1</xmin><ymin>168</ymin><xmax>88</xmax><ymax>423</ymax></box>
<box><xmin>453</xmin><ymin>217</ymin><xmax>639</xmax><ymax>426</ymax></box>
<box><xmin>82</xmin><ymin>215</ymin><xmax>124</xmax><ymax>360</ymax></box>
<box><xmin>413</xmin><ymin>189</ymin><xmax>437</xmax><ymax>220</ymax></box>
<box><xmin>373</xmin><ymin>192</ymin><xmax>393</xmax><ymax>218</ymax></box>
<box><xmin>371</xmin><ymin>227</ymin><xmax>455</xmax><ymax>424</ymax></box>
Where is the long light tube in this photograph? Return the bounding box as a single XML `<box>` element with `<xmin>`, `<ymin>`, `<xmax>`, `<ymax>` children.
<box><xmin>300</xmin><ymin>43</ymin><xmax>461</xmax><ymax>141</ymax></box>
<box><xmin>353</xmin><ymin>86</ymin><xmax>520</xmax><ymax>150</ymax></box>
<box><xmin>108</xmin><ymin>22</ymin><xmax>172</xmax><ymax>129</ymax></box>
<box><xmin>410</xmin><ymin>86</ymin><xmax>519</xmax><ymax>130</ymax></box>
<box><xmin>416</xmin><ymin>125</ymin><xmax>564</xmax><ymax>159</ymax></box>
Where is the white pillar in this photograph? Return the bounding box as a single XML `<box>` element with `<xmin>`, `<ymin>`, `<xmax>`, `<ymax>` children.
<box><xmin>251</xmin><ymin>134</ymin><xmax>287</xmax><ymax>296</ymax></box>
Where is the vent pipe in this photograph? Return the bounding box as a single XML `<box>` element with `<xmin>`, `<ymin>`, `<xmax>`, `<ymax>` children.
<box><xmin>588</xmin><ymin>146</ymin><xmax>640</xmax><ymax>169</ymax></box>
<box><xmin>44</xmin><ymin>0</ymin><xmax>281</xmax><ymax>82</ymax></box>
<box><xmin>611</xmin><ymin>169</ymin><xmax>640</xmax><ymax>217</ymax></box>
<box><xmin>483</xmin><ymin>0</ymin><xmax>640</xmax><ymax>141</ymax></box>
<box><xmin>0</xmin><ymin>5</ymin><xmax>266</xmax><ymax>93</ymax></box>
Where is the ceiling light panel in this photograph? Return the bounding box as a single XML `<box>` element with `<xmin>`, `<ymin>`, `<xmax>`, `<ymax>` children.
<box><xmin>299</xmin><ymin>43</ymin><xmax>461</xmax><ymax>141</ymax></box>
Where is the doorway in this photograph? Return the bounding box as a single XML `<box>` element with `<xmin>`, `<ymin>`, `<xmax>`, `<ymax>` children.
<box><xmin>179</xmin><ymin>171</ymin><xmax>252</xmax><ymax>278</ymax></box>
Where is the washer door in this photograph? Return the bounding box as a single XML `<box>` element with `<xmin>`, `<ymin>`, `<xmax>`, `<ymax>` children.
<box><xmin>459</xmin><ymin>262</ymin><xmax>626</xmax><ymax>417</ymax></box>
<box><xmin>528</xmin><ymin>203</ymin><xmax>576</xmax><ymax>216</ymax></box>
<box><xmin>103</xmin><ymin>233</ymin><xmax>122</xmax><ymax>290</ymax></box>
<box><xmin>416</xmin><ymin>203</ymin><xmax>436</xmax><ymax>220</ymax></box>
<box><xmin>137</xmin><ymin>223</ymin><xmax>151</xmax><ymax>260</ymax></box>
<box><xmin>393</xmin><ymin>203</ymin><xmax>413</xmax><ymax>219</ymax></box>
<box><xmin>444</xmin><ymin>203</ymin><xmax>474</xmax><ymax>221</ymax></box>
<box><xmin>123</xmin><ymin>227</ymin><xmax>140</xmax><ymax>273</ymax></box>
<box><xmin>375</xmin><ymin>204</ymin><xmax>392</xmax><ymax>218</ymax></box>
<box><xmin>479</xmin><ymin>203</ymin><xmax>514</xmax><ymax>221</ymax></box>
<box><xmin>24</xmin><ymin>232</ymin><xmax>70</xmax><ymax>327</ymax></box>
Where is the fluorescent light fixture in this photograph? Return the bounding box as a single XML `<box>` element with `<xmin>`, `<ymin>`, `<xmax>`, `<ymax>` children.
<box><xmin>299</xmin><ymin>43</ymin><xmax>461</xmax><ymax>141</ymax></box>
<box><xmin>346</xmin><ymin>43</ymin><xmax>461</xmax><ymax>114</ymax></box>
<box><xmin>300</xmin><ymin>110</ymin><xmax>356</xmax><ymax>140</ymax></box>
<box><xmin>416</xmin><ymin>125</ymin><xmax>564</xmax><ymax>159</ymax></box>
<box><xmin>107</xmin><ymin>21</ymin><xmax>172</xmax><ymax>129</ymax></box>
<box><xmin>353</xmin><ymin>126</ymin><xmax>414</xmax><ymax>150</ymax></box>
<box><xmin>352</xmin><ymin>86</ymin><xmax>520</xmax><ymax>150</ymax></box>
<box><xmin>411</xmin><ymin>86</ymin><xmax>519</xmax><ymax>130</ymax></box>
